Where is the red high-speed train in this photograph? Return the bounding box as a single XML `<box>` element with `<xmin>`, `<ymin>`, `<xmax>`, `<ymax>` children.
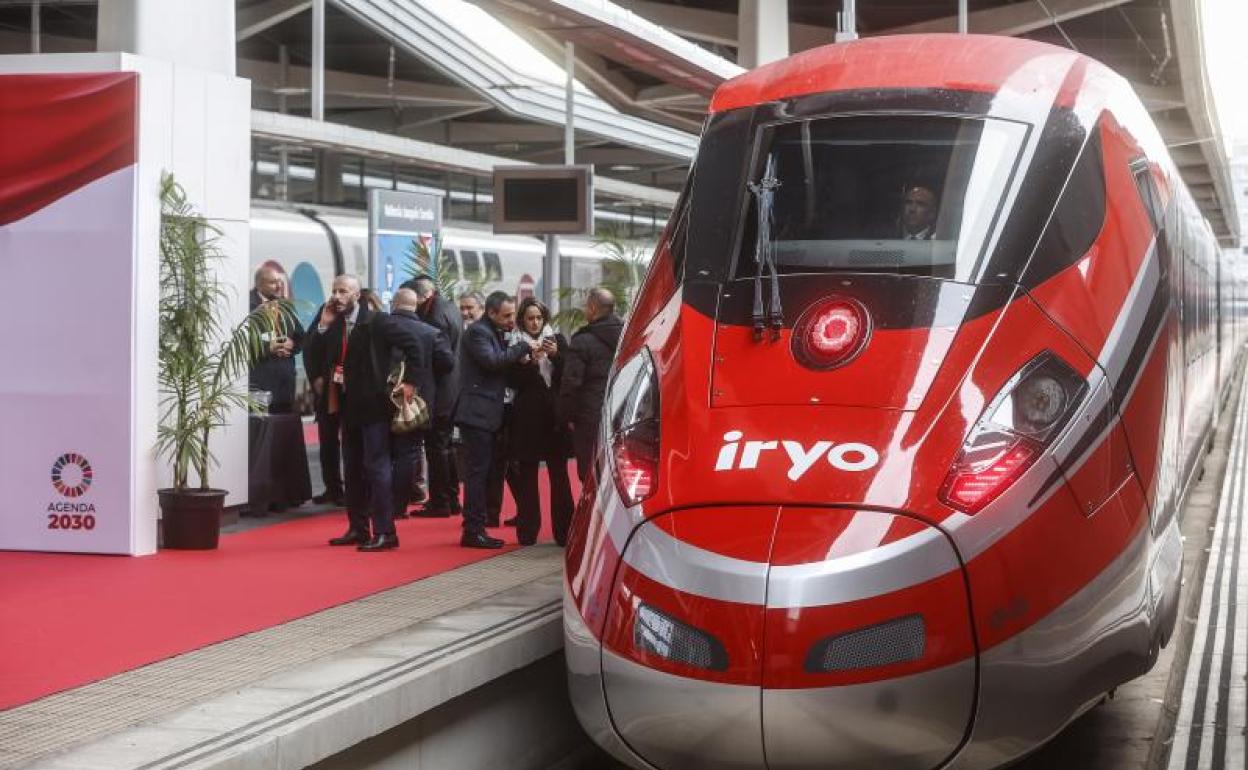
<box><xmin>564</xmin><ymin>34</ymin><xmax>1247</xmax><ymax>770</ymax></box>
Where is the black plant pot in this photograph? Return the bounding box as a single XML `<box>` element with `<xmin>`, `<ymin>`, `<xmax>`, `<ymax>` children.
<box><xmin>158</xmin><ymin>488</ymin><xmax>226</xmax><ymax>550</ymax></box>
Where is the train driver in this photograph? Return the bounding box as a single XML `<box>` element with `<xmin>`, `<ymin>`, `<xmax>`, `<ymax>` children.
<box><xmin>899</xmin><ymin>183</ymin><xmax>939</xmax><ymax>240</ymax></box>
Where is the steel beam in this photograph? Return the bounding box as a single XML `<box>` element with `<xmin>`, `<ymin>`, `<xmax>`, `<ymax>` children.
<box><xmin>251</xmin><ymin>109</ymin><xmax>679</xmax><ymax>207</ymax></box>
<box><xmin>885</xmin><ymin>0</ymin><xmax>1134</xmax><ymax>37</ymax></box>
<box><xmin>237</xmin><ymin>0</ymin><xmax>311</xmax><ymax>41</ymax></box>
<box><xmin>240</xmin><ymin>58</ymin><xmax>487</xmax><ymax>107</ymax></box>
<box><xmin>615</xmin><ymin>0</ymin><xmax>831</xmax><ymax>52</ymax></box>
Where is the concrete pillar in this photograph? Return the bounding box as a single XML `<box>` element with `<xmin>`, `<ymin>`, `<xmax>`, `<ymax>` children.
<box><xmin>312</xmin><ymin>0</ymin><xmax>325</xmax><ymax>120</ymax></box>
<box><xmin>92</xmin><ymin>0</ymin><xmax>251</xmax><ymax>518</ymax></box>
<box><xmin>97</xmin><ymin>0</ymin><xmax>236</xmax><ymax>76</ymax></box>
<box><xmin>738</xmin><ymin>0</ymin><xmax>789</xmax><ymax>69</ymax></box>
<box><xmin>318</xmin><ymin>151</ymin><xmax>346</xmax><ymax>204</ymax></box>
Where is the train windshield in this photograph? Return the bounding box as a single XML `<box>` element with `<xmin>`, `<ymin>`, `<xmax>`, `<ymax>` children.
<box><xmin>736</xmin><ymin>115</ymin><xmax>1028</xmax><ymax>281</ymax></box>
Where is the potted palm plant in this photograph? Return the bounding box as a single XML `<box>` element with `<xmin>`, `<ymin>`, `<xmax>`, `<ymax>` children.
<box><xmin>156</xmin><ymin>173</ymin><xmax>292</xmax><ymax>549</ymax></box>
<box><xmin>552</xmin><ymin>229</ymin><xmax>649</xmax><ymax>333</ymax></box>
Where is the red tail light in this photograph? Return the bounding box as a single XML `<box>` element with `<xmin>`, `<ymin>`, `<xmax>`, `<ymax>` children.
<box><xmin>792</xmin><ymin>296</ymin><xmax>871</xmax><ymax>370</ymax></box>
<box><xmin>940</xmin><ymin>435</ymin><xmax>1039</xmax><ymax>513</ymax></box>
<box><xmin>939</xmin><ymin>352</ymin><xmax>1086</xmax><ymax>514</ymax></box>
<box><xmin>612</xmin><ymin>421</ymin><xmax>659</xmax><ymax>505</ymax></box>
<box><xmin>606</xmin><ymin>350</ymin><xmax>660</xmax><ymax>507</ymax></box>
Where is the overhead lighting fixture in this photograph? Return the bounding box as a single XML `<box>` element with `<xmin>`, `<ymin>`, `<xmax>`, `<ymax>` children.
<box><xmin>610</xmin><ymin>164</ymin><xmax>641</xmax><ymax>172</ymax></box>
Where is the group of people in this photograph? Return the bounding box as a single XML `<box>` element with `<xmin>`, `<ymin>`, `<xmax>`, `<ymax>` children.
<box><xmin>248</xmin><ymin>265</ymin><xmax>623</xmax><ymax>552</ymax></box>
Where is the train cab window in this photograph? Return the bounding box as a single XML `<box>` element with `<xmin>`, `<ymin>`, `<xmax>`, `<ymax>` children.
<box><xmin>1023</xmin><ymin>131</ymin><xmax>1106</xmax><ymax>286</ymax></box>
<box><xmin>734</xmin><ymin>114</ymin><xmax>1028</xmax><ymax>281</ymax></box>
<box><xmin>461</xmin><ymin>250</ymin><xmax>482</xmax><ymax>280</ymax></box>
<box><xmin>483</xmin><ymin>252</ymin><xmax>503</xmax><ymax>281</ymax></box>
<box><xmin>1131</xmin><ymin>160</ymin><xmax>1164</xmax><ymax>233</ymax></box>
<box><xmin>441</xmin><ymin>249</ymin><xmax>462</xmax><ymax>281</ymax></box>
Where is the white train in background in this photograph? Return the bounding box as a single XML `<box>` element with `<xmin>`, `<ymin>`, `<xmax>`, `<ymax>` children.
<box><xmin>250</xmin><ymin>201</ymin><xmax>642</xmax><ymax>329</ymax></box>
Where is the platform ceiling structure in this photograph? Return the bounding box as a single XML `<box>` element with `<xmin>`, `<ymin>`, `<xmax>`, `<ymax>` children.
<box><xmin>0</xmin><ymin>0</ymin><xmax>1237</xmax><ymax>242</ymax></box>
<box><xmin>483</xmin><ymin>0</ymin><xmax>1238</xmax><ymax>243</ymax></box>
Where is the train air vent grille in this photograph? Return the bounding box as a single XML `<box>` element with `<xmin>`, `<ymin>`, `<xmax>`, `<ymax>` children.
<box><xmin>848</xmin><ymin>249</ymin><xmax>905</xmax><ymax>266</ymax></box>
<box><xmin>804</xmin><ymin>614</ymin><xmax>925</xmax><ymax>672</ymax></box>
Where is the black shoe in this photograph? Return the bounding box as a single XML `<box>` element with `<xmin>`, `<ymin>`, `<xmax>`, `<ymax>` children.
<box><xmin>328</xmin><ymin>529</ymin><xmax>368</xmax><ymax>546</ymax></box>
<box><xmin>314</xmin><ymin>492</ymin><xmax>345</xmax><ymax>506</ymax></box>
<box><xmin>503</xmin><ymin>516</ymin><xmax>518</xmax><ymax>527</ymax></box>
<box><xmin>460</xmin><ymin>531</ymin><xmax>504</xmax><ymax>549</ymax></box>
<box><xmin>412</xmin><ymin>506</ymin><xmax>452</xmax><ymax>518</ymax></box>
<box><xmin>358</xmin><ymin>533</ymin><xmax>399</xmax><ymax>551</ymax></box>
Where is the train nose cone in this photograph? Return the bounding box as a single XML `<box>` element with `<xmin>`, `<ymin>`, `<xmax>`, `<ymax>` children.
<box><xmin>761</xmin><ymin>508</ymin><xmax>976</xmax><ymax>770</ymax></box>
<box><xmin>598</xmin><ymin>506</ymin><xmax>975</xmax><ymax>770</ymax></box>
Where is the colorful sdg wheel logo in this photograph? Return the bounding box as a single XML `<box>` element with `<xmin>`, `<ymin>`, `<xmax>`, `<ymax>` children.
<box><xmin>51</xmin><ymin>453</ymin><xmax>93</xmax><ymax>498</ymax></box>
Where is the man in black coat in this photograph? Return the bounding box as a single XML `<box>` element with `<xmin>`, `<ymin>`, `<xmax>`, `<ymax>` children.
<box><xmin>454</xmin><ymin>291</ymin><xmax>539</xmax><ymax>548</ymax></box>
<box><xmin>389</xmin><ymin>288</ymin><xmax>455</xmax><ymax>518</ymax></box>
<box><xmin>248</xmin><ymin>266</ymin><xmax>304</xmax><ymax>414</ymax></box>
<box><xmin>558</xmin><ymin>287</ymin><xmax>625</xmax><ymax>481</ymax></box>
<box><xmin>305</xmin><ymin>274</ymin><xmax>426</xmax><ymax>552</ymax></box>
<box><xmin>404</xmin><ymin>276</ymin><xmax>465</xmax><ymax>518</ymax></box>
<box><xmin>302</xmin><ymin>303</ymin><xmax>344</xmax><ymax>505</ymax></box>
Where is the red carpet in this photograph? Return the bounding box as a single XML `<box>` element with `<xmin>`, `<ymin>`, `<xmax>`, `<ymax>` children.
<box><xmin>0</xmin><ymin>470</ymin><xmax>575</xmax><ymax>711</ymax></box>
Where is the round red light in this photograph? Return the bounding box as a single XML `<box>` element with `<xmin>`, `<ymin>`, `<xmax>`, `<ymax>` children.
<box><xmin>791</xmin><ymin>297</ymin><xmax>871</xmax><ymax>370</ymax></box>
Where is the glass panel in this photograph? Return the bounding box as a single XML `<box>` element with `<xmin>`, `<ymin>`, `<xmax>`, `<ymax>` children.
<box><xmin>461</xmin><ymin>249</ymin><xmax>482</xmax><ymax>280</ymax></box>
<box><xmin>483</xmin><ymin>252</ymin><xmax>503</xmax><ymax>281</ymax></box>
<box><xmin>736</xmin><ymin>115</ymin><xmax>1027</xmax><ymax>282</ymax></box>
<box><xmin>442</xmin><ymin>248</ymin><xmax>462</xmax><ymax>281</ymax></box>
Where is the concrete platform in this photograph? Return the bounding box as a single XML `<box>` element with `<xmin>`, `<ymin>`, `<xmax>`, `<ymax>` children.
<box><xmin>0</xmin><ymin>546</ymin><xmax>565</xmax><ymax>770</ymax></box>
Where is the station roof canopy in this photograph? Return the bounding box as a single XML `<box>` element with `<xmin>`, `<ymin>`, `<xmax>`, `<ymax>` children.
<box><xmin>466</xmin><ymin>0</ymin><xmax>1238</xmax><ymax>243</ymax></box>
<box><xmin>0</xmin><ymin>0</ymin><xmax>1236</xmax><ymax>239</ymax></box>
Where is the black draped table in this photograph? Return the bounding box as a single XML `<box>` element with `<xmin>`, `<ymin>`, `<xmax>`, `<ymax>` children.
<box><xmin>248</xmin><ymin>413</ymin><xmax>312</xmax><ymax>514</ymax></box>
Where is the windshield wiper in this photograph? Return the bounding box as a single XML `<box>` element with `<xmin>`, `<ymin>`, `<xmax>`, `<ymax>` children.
<box><xmin>747</xmin><ymin>154</ymin><xmax>784</xmax><ymax>341</ymax></box>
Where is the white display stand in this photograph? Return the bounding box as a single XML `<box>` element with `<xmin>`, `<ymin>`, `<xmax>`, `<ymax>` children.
<box><xmin>0</xmin><ymin>53</ymin><xmax>250</xmax><ymax>555</ymax></box>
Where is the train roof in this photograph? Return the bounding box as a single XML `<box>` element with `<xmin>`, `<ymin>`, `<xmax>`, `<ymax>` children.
<box><xmin>710</xmin><ymin>34</ymin><xmax>1107</xmax><ymax>114</ymax></box>
<box><xmin>249</xmin><ymin>201</ymin><xmax>619</xmax><ymax>259</ymax></box>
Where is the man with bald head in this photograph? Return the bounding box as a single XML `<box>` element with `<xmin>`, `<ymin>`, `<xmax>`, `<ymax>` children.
<box><xmin>559</xmin><ymin>287</ymin><xmax>625</xmax><ymax>481</ymax></box>
<box><xmin>388</xmin><ymin>288</ymin><xmax>455</xmax><ymax>518</ymax></box>
<box><xmin>248</xmin><ymin>264</ymin><xmax>303</xmax><ymax>415</ymax></box>
<box><xmin>305</xmin><ymin>274</ymin><xmax>428</xmax><ymax>551</ymax></box>
<box><xmin>401</xmin><ymin>275</ymin><xmax>465</xmax><ymax>518</ymax></box>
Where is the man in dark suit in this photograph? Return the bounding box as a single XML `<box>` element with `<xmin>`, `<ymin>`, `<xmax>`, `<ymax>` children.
<box><xmin>559</xmin><ymin>287</ymin><xmax>624</xmax><ymax>481</ymax></box>
<box><xmin>454</xmin><ymin>291</ymin><xmax>539</xmax><ymax>548</ymax></box>
<box><xmin>305</xmin><ymin>274</ymin><xmax>425</xmax><ymax>552</ymax></box>
<box><xmin>404</xmin><ymin>276</ymin><xmax>466</xmax><ymax>518</ymax></box>
<box><xmin>302</xmin><ymin>302</ymin><xmax>344</xmax><ymax>506</ymax></box>
<box><xmin>899</xmin><ymin>184</ymin><xmax>938</xmax><ymax>240</ymax></box>
<box><xmin>248</xmin><ymin>266</ymin><xmax>304</xmax><ymax>414</ymax></box>
<box><xmin>389</xmin><ymin>288</ymin><xmax>455</xmax><ymax>519</ymax></box>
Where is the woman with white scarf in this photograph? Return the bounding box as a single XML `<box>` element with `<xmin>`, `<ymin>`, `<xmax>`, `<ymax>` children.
<box><xmin>504</xmin><ymin>298</ymin><xmax>575</xmax><ymax>545</ymax></box>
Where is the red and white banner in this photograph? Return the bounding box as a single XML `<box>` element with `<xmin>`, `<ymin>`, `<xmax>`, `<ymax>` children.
<box><xmin>0</xmin><ymin>72</ymin><xmax>139</xmax><ymax>554</ymax></box>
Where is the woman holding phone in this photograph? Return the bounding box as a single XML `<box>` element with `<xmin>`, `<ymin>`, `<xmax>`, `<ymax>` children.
<box><xmin>505</xmin><ymin>297</ymin><xmax>575</xmax><ymax>545</ymax></box>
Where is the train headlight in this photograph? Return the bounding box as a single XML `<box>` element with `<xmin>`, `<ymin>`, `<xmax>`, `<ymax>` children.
<box><xmin>791</xmin><ymin>296</ymin><xmax>871</xmax><ymax>370</ymax></box>
<box><xmin>605</xmin><ymin>348</ymin><xmax>660</xmax><ymax>507</ymax></box>
<box><xmin>634</xmin><ymin>603</ymin><xmax>729</xmax><ymax>671</ymax></box>
<box><xmin>939</xmin><ymin>352</ymin><xmax>1086</xmax><ymax>513</ymax></box>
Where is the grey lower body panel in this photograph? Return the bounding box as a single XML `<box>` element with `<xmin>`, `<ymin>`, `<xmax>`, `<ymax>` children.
<box><xmin>601</xmin><ymin>646</ymin><xmax>764</xmax><ymax>770</ymax></box>
<box><xmin>564</xmin><ymin>583</ymin><xmax>655</xmax><ymax>770</ymax></box>
<box><xmin>946</xmin><ymin>523</ymin><xmax>1154</xmax><ymax>770</ymax></box>
<box><xmin>763</xmin><ymin>659</ymin><xmax>976</xmax><ymax>770</ymax></box>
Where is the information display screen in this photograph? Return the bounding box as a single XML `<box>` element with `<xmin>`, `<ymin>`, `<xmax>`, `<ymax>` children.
<box><xmin>493</xmin><ymin>165</ymin><xmax>593</xmax><ymax>235</ymax></box>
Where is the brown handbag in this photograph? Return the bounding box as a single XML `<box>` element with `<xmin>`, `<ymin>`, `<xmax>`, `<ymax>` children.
<box><xmin>387</xmin><ymin>361</ymin><xmax>431</xmax><ymax>433</ymax></box>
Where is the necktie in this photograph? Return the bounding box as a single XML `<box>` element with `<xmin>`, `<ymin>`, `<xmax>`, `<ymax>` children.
<box><xmin>327</xmin><ymin>321</ymin><xmax>350</xmax><ymax>414</ymax></box>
